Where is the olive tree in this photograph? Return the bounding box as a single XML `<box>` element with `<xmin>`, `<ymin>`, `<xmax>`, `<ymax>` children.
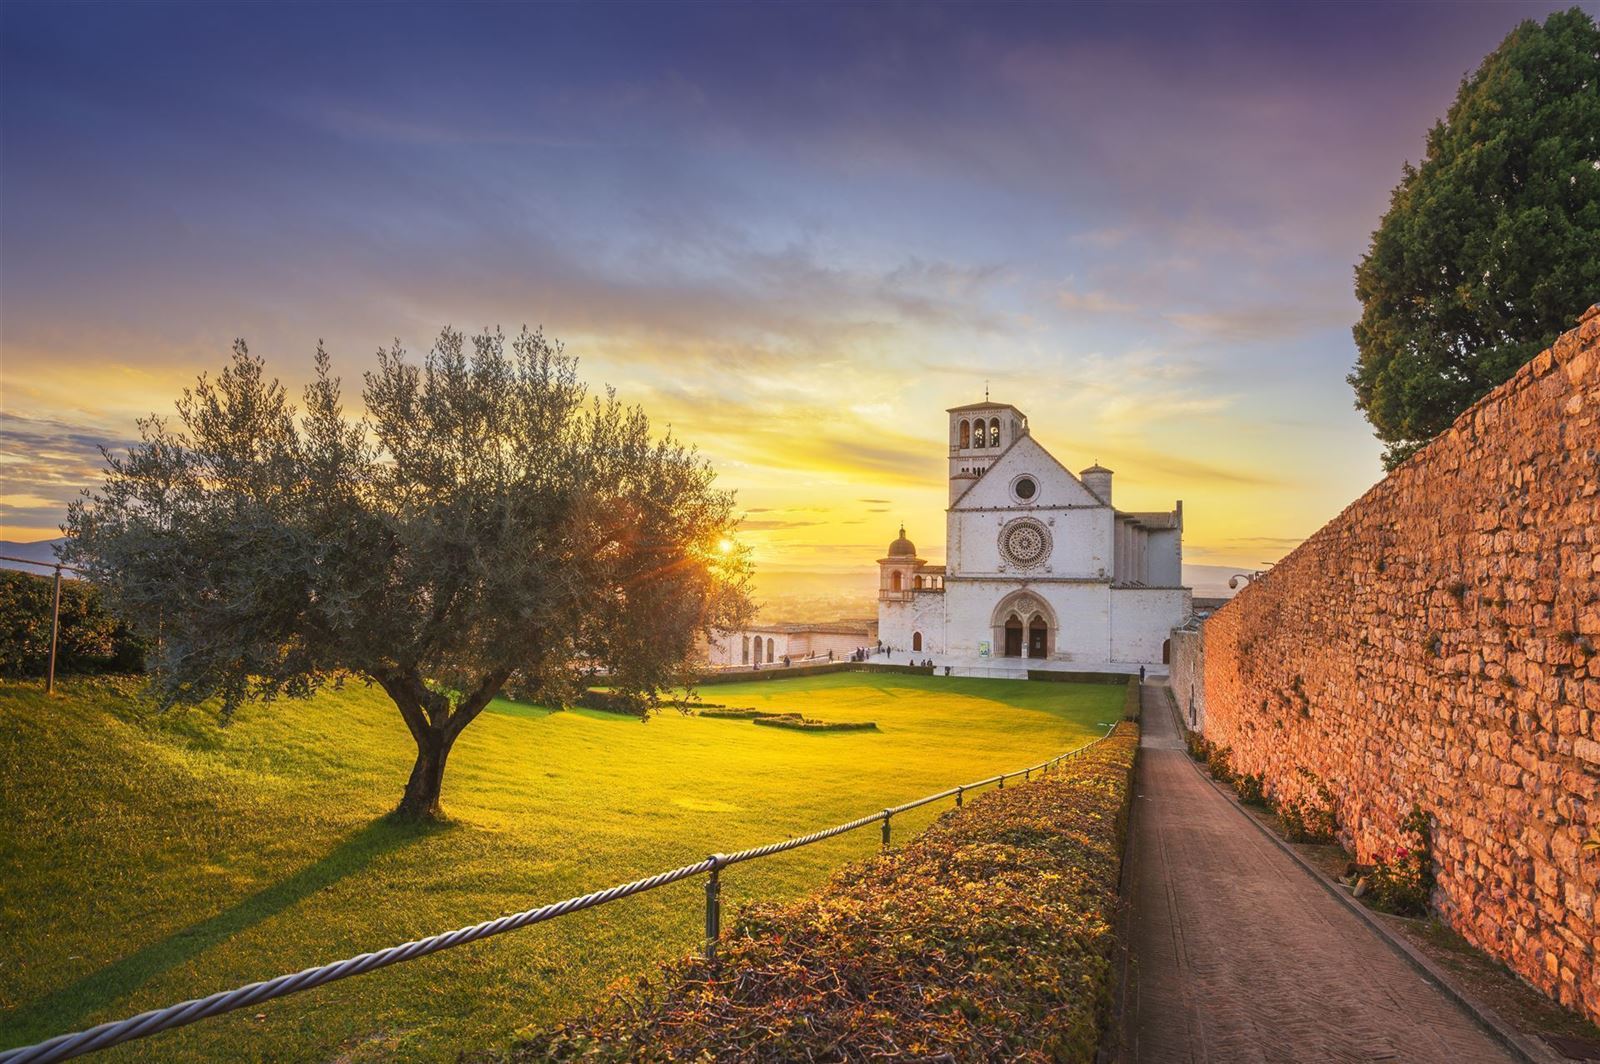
<box><xmin>65</xmin><ymin>327</ymin><xmax>751</xmax><ymax>819</ymax></box>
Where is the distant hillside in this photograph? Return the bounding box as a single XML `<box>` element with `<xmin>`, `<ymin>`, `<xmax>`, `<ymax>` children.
<box><xmin>1182</xmin><ymin>564</ymin><xmax>1250</xmax><ymax>599</ymax></box>
<box><xmin>0</xmin><ymin>538</ymin><xmax>64</xmax><ymax>573</ymax></box>
<box><xmin>1</xmin><ymin>539</ymin><xmax>1249</xmax><ymax>607</ymax></box>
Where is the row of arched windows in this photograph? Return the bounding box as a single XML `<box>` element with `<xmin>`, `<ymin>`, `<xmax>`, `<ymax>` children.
<box><xmin>958</xmin><ymin>417</ymin><xmax>1001</xmax><ymax>449</ymax></box>
<box><xmin>889</xmin><ymin>572</ymin><xmax>944</xmax><ymax>592</ymax></box>
<box><xmin>741</xmin><ymin>635</ymin><xmax>777</xmax><ymax>664</ymax></box>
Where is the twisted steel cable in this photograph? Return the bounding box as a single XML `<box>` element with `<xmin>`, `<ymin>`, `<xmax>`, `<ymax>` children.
<box><xmin>1</xmin><ymin>719</ymin><xmax>1124</xmax><ymax>1062</ymax></box>
<box><xmin>0</xmin><ymin>858</ymin><xmax>716</xmax><ymax>1064</ymax></box>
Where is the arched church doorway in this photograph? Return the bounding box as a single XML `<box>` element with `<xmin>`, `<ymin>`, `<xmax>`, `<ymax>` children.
<box><xmin>1162</xmin><ymin>639</ymin><xmax>1171</xmax><ymax>664</ymax></box>
<box><xmin>1003</xmin><ymin>614</ymin><xmax>1023</xmax><ymax>657</ymax></box>
<box><xmin>1028</xmin><ymin>617</ymin><xmax>1048</xmax><ymax>658</ymax></box>
<box><xmin>912</xmin><ymin>631</ymin><xmax>922</xmax><ymax>651</ymax></box>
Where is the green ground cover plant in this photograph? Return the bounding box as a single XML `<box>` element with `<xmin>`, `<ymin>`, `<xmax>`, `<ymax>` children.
<box><xmin>1367</xmin><ymin>805</ymin><xmax>1436</xmax><ymax>916</ymax></box>
<box><xmin>0</xmin><ymin>671</ymin><xmax>1121</xmax><ymax>1062</ymax></box>
<box><xmin>1279</xmin><ymin>769</ymin><xmax>1340</xmax><ymax>844</ymax></box>
<box><xmin>495</xmin><ymin>720</ymin><xmax>1140</xmax><ymax>1063</ymax></box>
<box><xmin>696</xmin><ymin>706</ymin><xmax>783</xmax><ymax>720</ymax></box>
<box><xmin>749</xmin><ymin>714</ymin><xmax>877</xmax><ymax>732</ymax></box>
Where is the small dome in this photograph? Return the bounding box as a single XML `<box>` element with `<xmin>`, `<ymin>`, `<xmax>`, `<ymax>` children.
<box><xmin>1081</xmin><ymin>461</ymin><xmax>1113</xmax><ymax>475</ymax></box>
<box><xmin>887</xmin><ymin>524</ymin><xmax>917</xmax><ymax>557</ymax></box>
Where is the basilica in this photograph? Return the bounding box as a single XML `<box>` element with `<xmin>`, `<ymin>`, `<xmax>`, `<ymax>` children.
<box><xmin>876</xmin><ymin>401</ymin><xmax>1189</xmax><ymax>667</ymax></box>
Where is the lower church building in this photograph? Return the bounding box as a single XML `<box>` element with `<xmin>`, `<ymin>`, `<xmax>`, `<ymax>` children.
<box><xmin>877</xmin><ymin>400</ymin><xmax>1189</xmax><ymax>667</ymax></box>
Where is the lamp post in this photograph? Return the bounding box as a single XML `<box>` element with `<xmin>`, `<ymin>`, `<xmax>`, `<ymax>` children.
<box><xmin>1227</xmin><ymin>564</ymin><xmax>1273</xmax><ymax>591</ymax></box>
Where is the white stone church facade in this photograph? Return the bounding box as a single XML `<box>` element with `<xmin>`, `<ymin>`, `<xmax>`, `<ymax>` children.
<box><xmin>876</xmin><ymin>401</ymin><xmax>1189</xmax><ymax>667</ymax></box>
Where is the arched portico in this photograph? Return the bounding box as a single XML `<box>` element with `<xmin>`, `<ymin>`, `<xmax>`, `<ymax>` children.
<box><xmin>990</xmin><ymin>591</ymin><xmax>1057</xmax><ymax>659</ymax></box>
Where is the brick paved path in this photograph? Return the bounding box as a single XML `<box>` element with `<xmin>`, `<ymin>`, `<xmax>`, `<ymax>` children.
<box><xmin>1118</xmin><ymin>683</ymin><xmax>1515</xmax><ymax>1063</ymax></box>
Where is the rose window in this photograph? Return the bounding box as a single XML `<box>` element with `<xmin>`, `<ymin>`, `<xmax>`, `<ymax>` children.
<box><xmin>999</xmin><ymin>518</ymin><xmax>1051</xmax><ymax>568</ymax></box>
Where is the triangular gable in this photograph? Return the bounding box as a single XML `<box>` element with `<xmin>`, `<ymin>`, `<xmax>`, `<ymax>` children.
<box><xmin>951</xmin><ymin>434</ymin><xmax>1104</xmax><ymax>510</ymax></box>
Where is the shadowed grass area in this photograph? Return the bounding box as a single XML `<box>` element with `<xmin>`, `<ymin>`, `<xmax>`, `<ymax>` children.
<box><xmin>0</xmin><ymin>672</ymin><xmax>1121</xmax><ymax>1062</ymax></box>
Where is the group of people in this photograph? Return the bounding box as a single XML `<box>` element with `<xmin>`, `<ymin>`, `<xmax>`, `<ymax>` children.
<box><xmin>854</xmin><ymin>644</ymin><xmax>937</xmax><ymax>670</ymax></box>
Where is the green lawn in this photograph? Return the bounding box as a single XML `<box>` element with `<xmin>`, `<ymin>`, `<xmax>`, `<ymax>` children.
<box><xmin>0</xmin><ymin>671</ymin><xmax>1123</xmax><ymax>1062</ymax></box>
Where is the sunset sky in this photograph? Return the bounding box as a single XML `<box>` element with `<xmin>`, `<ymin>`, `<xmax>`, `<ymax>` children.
<box><xmin>2</xmin><ymin>1</ymin><xmax>1588</xmax><ymax>591</ymax></box>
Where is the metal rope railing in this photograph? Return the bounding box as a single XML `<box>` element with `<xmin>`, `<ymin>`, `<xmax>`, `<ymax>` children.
<box><xmin>0</xmin><ymin>717</ymin><xmax>1125</xmax><ymax>1064</ymax></box>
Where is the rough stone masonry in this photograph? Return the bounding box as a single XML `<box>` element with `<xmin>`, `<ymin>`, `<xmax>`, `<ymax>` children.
<box><xmin>1198</xmin><ymin>305</ymin><xmax>1600</xmax><ymax>1024</ymax></box>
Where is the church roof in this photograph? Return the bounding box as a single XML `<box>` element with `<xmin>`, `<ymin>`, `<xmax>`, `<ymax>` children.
<box><xmin>885</xmin><ymin>524</ymin><xmax>918</xmax><ymax>558</ymax></box>
<box><xmin>1081</xmin><ymin>462</ymin><xmax>1113</xmax><ymax>474</ymax></box>
<box><xmin>1124</xmin><ymin>510</ymin><xmax>1180</xmax><ymax>530</ymax></box>
<box><xmin>745</xmin><ymin>621</ymin><xmax>874</xmax><ymax>635</ymax></box>
<box><xmin>946</xmin><ymin>401</ymin><xmax>1023</xmax><ymax>414</ymax></box>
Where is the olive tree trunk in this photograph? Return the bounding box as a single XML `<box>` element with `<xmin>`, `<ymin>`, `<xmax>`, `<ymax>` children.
<box><xmin>398</xmin><ymin>726</ymin><xmax>455</xmax><ymax>819</ymax></box>
<box><xmin>378</xmin><ymin>667</ymin><xmax>510</xmax><ymax>821</ymax></box>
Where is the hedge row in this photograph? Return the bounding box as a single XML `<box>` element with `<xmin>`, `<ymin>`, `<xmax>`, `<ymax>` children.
<box><xmin>697</xmin><ymin>707</ymin><xmax>785</xmax><ymax>720</ymax></box>
<box><xmin>1027</xmin><ymin>668</ymin><xmax>1136</xmax><ymax>685</ymax></box>
<box><xmin>692</xmin><ymin>661</ymin><xmax>936</xmax><ymax>685</ymax></box>
<box><xmin>749</xmin><ymin>715</ymin><xmax>877</xmax><ymax>732</ymax></box>
<box><xmin>691</xmin><ymin>661</ymin><xmax>855</xmax><ymax>685</ymax></box>
<box><xmin>0</xmin><ymin>569</ymin><xmax>143</xmax><ymax>677</ymax></box>
<box><xmin>495</xmin><ymin>720</ymin><xmax>1140</xmax><ymax>1063</ymax></box>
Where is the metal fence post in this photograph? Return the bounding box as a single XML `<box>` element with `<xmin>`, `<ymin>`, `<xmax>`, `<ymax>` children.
<box><xmin>46</xmin><ymin>563</ymin><xmax>63</xmax><ymax>695</ymax></box>
<box><xmin>955</xmin><ymin>785</ymin><xmax>964</xmax><ymax>808</ymax></box>
<box><xmin>880</xmin><ymin>810</ymin><xmax>891</xmax><ymax>850</ymax></box>
<box><xmin>998</xmin><ymin>774</ymin><xmax>1005</xmax><ymax>790</ymax></box>
<box><xmin>704</xmin><ymin>855</ymin><xmax>724</xmax><ymax>963</ymax></box>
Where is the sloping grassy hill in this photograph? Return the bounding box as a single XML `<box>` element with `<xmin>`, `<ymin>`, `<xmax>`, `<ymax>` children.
<box><xmin>0</xmin><ymin>672</ymin><xmax>1122</xmax><ymax>1062</ymax></box>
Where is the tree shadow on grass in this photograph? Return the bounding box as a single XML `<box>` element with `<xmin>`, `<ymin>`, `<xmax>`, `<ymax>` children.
<box><xmin>1</xmin><ymin>814</ymin><xmax>451</xmax><ymax>1047</ymax></box>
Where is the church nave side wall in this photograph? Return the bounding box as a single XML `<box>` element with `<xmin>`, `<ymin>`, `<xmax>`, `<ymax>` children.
<box><xmin>1109</xmin><ymin>587</ymin><xmax>1189</xmax><ymax>663</ymax></box>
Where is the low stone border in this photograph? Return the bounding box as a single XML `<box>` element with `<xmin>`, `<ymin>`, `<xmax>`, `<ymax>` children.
<box><xmin>1161</xmin><ymin>686</ymin><xmax>1558</xmax><ymax>1064</ymax></box>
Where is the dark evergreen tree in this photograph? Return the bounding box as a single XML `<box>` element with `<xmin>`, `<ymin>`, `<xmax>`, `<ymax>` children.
<box><xmin>1351</xmin><ymin>8</ymin><xmax>1600</xmax><ymax>469</ymax></box>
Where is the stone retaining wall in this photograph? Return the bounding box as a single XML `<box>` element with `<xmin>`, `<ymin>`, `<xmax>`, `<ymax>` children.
<box><xmin>1203</xmin><ymin>308</ymin><xmax>1600</xmax><ymax>1023</ymax></box>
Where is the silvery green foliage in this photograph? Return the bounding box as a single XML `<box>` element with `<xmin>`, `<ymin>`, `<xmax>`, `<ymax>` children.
<box><xmin>66</xmin><ymin>327</ymin><xmax>751</xmax><ymax>815</ymax></box>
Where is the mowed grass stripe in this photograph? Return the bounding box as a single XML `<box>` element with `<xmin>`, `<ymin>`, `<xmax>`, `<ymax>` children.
<box><xmin>0</xmin><ymin>672</ymin><xmax>1122</xmax><ymax>1063</ymax></box>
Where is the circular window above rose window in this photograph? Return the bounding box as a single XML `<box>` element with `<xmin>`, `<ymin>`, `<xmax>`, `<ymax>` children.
<box><xmin>998</xmin><ymin>517</ymin><xmax>1052</xmax><ymax>568</ymax></box>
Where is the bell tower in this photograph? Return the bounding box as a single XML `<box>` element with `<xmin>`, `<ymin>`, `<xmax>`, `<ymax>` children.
<box><xmin>946</xmin><ymin>401</ymin><xmax>1028</xmax><ymax>505</ymax></box>
<box><xmin>878</xmin><ymin>524</ymin><xmax>921</xmax><ymax>601</ymax></box>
